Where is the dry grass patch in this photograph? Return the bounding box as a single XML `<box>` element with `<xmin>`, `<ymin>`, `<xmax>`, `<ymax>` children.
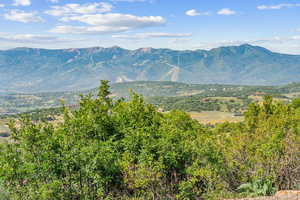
<box><xmin>189</xmin><ymin>111</ymin><xmax>244</xmax><ymax>124</ymax></box>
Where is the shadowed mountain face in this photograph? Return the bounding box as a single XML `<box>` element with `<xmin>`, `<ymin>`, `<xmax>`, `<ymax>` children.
<box><xmin>1</xmin><ymin>44</ymin><xmax>300</xmax><ymax>92</ymax></box>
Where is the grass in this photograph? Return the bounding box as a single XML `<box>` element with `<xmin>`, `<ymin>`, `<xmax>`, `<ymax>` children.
<box><xmin>189</xmin><ymin>111</ymin><xmax>244</xmax><ymax>124</ymax></box>
<box><xmin>0</xmin><ymin>119</ymin><xmax>9</xmax><ymax>129</ymax></box>
<box><xmin>0</xmin><ymin>137</ymin><xmax>10</xmax><ymax>143</ymax></box>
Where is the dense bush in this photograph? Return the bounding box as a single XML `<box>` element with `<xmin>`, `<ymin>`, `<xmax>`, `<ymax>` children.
<box><xmin>0</xmin><ymin>81</ymin><xmax>300</xmax><ymax>199</ymax></box>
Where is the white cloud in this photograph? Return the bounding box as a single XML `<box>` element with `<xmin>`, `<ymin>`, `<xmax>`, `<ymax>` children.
<box><xmin>257</xmin><ymin>4</ymin><xmax>300</xmax><ymax>10</ymax></box>
<box><xmin>48</xmin><ymin>0</ymin><xmax>59</xmax><ymax>3</ymax></box>
<box><xmin>45</xmin><ymin>2</ymin><xmax>113</xmax><ymax>16</ymax></box>
<box><xmin>112</xmin><ymin>32</ymin><xmax>192</xmax><ymax>39</ymax></box>
<box><xmin>61</xmin><ymin>13</ymin><xmax>165</xmax><ymax>27</ymax></box>
<box><xmin>51</xmin><ymin>13</ymin><xmax>166</xmax><ymax>34</ymax></box>
<box><xmin>0</xmin><ymin>4</ymin><xmax>5</xmax><ymax>7</ymax></box>
<box><xmin>45</xmin><ymin>1</ymin><xmax>164</xmax><ymax>35</ymax></box>
<box><xmin>185</xmin><ymin>9</ymin><xmax>210</xmax><ymax>16</ymax></box>
<box><xmin>0</xmin><ymin>32</ymin><xmax>75</xmax><ymax>44</ymax></box>
<box><xmin>291</xmin><ymin>35</ymin><xmax>300</xmax><ymax>40</ymax></box>
<box><xmin>217</xmin><ymin>8</ymin><xmax>236</xmax><ymax>15</ymax></box>
<box><xmin>169</xmin><ymin>38</ymin><xmax>192</xmax><ymax>44</ymax></box>
<box><xmin>4</xmin><ymin>10</ymin><xmax>44</xmax><ymax>23</ymax></box>
<box><xmin>186</xmin><ymin>9</ymin><xmax>200</xmax><ymax>16</ymax></box>
<box><xmin>49</xmin><ymin>25</ymin><xmax>131</xmax><ymax>34</ymax></box>
<box><xmin>13</xmin><ymin>0</ymin><xmax>31</xmax><ymax>6</ymax></box>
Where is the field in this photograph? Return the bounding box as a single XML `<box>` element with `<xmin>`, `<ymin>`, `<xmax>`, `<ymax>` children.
<box><xmin>189</xmin><ymin>111</ymin><xmax>244</xmax><ymax>124</ymax></box>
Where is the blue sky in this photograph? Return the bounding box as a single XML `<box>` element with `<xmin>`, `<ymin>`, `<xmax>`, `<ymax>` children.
<box><xmin>0</xmin><ymin>0</ymin><xmax>300</xmax><ymax>54</ymax></box>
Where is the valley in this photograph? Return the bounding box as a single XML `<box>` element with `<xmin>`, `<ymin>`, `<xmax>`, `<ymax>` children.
<box><xmin>1</xmin><ymin>81</ymin><xmax>299</xmax><ymax>115</ymax></box>
<box><xmin>1</xmin><ymin>81</ymin><xmax>299</xmax><ymax>133</ymax></box>
<box><xmin>1</xmin><ymin>80</ymin><xmax>300</xmax><ymax>199</ymax></box>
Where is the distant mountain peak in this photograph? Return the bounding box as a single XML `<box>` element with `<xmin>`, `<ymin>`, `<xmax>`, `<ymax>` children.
<box><xmin>238</xmin><ymin>43</ymin><xmax>270</xmax><ymax>51</ymax></box>
<box><xmin>135</xmin><ymin>47</ymin><xmax>153</xmax><ymax>54</ymax></box>
<box><xmin>110</xmin><ymin>45</ymin><xmax>123</xmax><ymax>49</ymax></box>
<box><xmin>2</xmin><ymin>44</ymin><xmax>281</xmax><ymax>55</ymax></box>
<box><xmin>239</xmin><ymin>43</ymin><xmax>254</xmax><ymax>48</ymax></box>
<box><xmin>11</xmin><ymin>47</ymin><xmax>39</xmax><ymax>51</ymax></box>
<box><xmin>209</xmin><ymin>43</ymin><xmax>273</xmax><ymax>57</ymax></box>
<box><xmin>1</xmin><ymin>44</ymin><xmax>300</xmax><ymax>92</ymax></box>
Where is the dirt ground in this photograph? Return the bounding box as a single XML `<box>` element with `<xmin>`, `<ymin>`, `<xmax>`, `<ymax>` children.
<box><xmin>225</xmin><ymin>191</ymin><xmax>300</xmax><ymax>200</ymax></box>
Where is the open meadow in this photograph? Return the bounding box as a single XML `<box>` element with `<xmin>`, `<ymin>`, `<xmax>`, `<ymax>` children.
<box><xmin>189</xmin><ymin>111</ymin><xmax>244</xmax><ymax>124</ymax></box>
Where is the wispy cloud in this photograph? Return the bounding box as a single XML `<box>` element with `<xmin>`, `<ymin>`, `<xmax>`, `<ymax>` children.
<box><xmin>0</xmin><ymin>4</ymin><xmax>5</xmax><ymax>7</ymax></box>
<box><xmin>169</xmin><ymin>38</ymin><xmax>192</xmax><ymax>44</ymax></box>
<box><xmin>0</xmin><ymin>32</ymin><xmax>76</xmax><ymax>44</ymax></box>
<box><xmin>50</xmin><ymin>25</ymin><xmax>130</xmax><ymax>34</ymax></box>
<box><xmin>217</xmin><ymin>8</ymin><xmax>236</xmax><ymax>15</ymax></box>
<box><xmin>61</xmin><ymin>13</ymin><xmax>165</xmax><ymax>26</ymax></box>
<box><xmin>185</xmin><ymin>9</ymin><xmax>210</xmax><ymax>16</ymax></box>
<box><xmin>291</xmin><ymin>35</ymin><xmax>300</xmax><ymax>40</ymax></box>
<box><xmin>45</xmin><ymin>2</ymin><xmax>113</xmax><ymax>16</ymax></box>
<box><xmin>112</xmin><ymin>32</ymin><xmax>192</xmax><ymax>39</ymax></box>
<box><xmin>13</xmin><ymin>0</ymin><xmax>31</xmax><ymax>6</ymax></box>
<box><xmin>257</xmin><ymin>4</ymin><xmax>300</xmax><ymax>10</ymax></box>
<box><xmin>48</xmin><ymin>0</ymin><xmax>59</xmax><ymax>3</ymax></box>
<box><xmin>4</xmin><ymin>10</ymin><xmax>44</xmax><ymax>23</ymax></box>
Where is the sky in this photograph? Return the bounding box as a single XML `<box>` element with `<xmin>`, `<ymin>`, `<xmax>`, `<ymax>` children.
<box><xmin>0</xmin><ymin>0</ymin><xmax>300</xmax><ymax>54</ymax></box>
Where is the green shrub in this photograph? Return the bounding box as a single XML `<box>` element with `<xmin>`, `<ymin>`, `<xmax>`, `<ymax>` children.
<box><xmin>1</xmin><ymin>81</ymin><xmax>300</xmax><ymax>199</ymax></box>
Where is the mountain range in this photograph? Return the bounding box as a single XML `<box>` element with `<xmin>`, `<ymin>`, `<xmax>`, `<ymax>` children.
<box><xmin>1</xmin><ymin>44</ymin><xmax>300</xmax><ymax>92</ymax></box>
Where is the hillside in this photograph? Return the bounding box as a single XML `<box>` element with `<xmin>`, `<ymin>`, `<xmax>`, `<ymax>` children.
<box><xmin>1</xmin><ymin>81</ymin><xmax>300</xmax><ymax>114</ymax></box>
<box><xmin>1</xmin><ymin>44</ymin><xmax>300</xmax><ymax>92</ymax></box>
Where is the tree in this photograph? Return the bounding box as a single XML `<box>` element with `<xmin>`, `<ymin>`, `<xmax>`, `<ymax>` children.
<box><xmin>291</xmin><ymin>98</ymin><xmax>300</xmax><ymax>109</ymax></box>
<box><xmin>1</xmin><ymin>82</ymin><xmax>300</xmax><ymax>200</ymax></box>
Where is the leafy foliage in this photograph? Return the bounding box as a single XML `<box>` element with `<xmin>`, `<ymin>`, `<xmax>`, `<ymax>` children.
<box><xmin>237</xmin><ymin>180</ymin><xmax>276</xmax><ymax>197</ymax></box>
<box><xmin>1</xmin><ymin>81</ymin><xmax>300</xmax><ymax>199</ymax></box>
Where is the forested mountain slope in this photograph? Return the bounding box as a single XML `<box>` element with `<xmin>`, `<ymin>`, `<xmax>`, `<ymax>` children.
<box><xmin>1</xmin><ymin>44</ymin><xmax>300</xmax><ymax>92</ymax></box>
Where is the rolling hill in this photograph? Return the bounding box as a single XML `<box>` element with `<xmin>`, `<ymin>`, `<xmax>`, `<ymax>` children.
<box><xmin>1</xmin><ymin>44</ymin><xmax>300</xmax><ymax>92</ymax></box>
<box><xmin>2</xmin><ymin>81</ymin><xmax>300</xmax><ymax>114</ymax></box>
